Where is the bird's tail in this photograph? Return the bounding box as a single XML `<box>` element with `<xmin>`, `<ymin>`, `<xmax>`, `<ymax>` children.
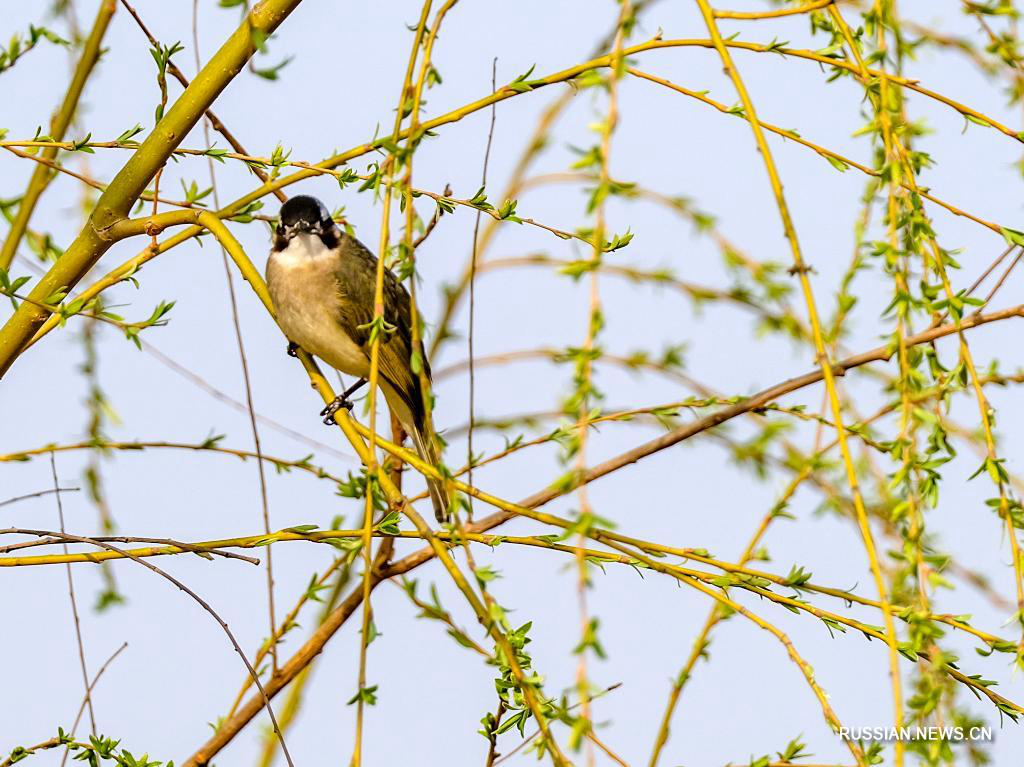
<box><xmin>410</xmin><ymin>423</ymin><xmax>450</xmax><ymax>523</ymax></box>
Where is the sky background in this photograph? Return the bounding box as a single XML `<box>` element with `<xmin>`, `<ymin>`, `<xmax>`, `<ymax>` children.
<box><xmin>2</xmin><ymin>1</ymin><xmax>1023</xmax><ymax>765</ymax></box>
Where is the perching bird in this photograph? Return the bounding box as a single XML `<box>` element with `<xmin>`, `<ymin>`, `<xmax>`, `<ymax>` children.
<box><xmin>267</xmin><ymin>195</ymin><xmax>449</xmax><ymax>522</ymax></box>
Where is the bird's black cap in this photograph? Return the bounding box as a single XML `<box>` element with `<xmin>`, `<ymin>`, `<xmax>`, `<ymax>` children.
<box><xmin>279</xmin><ymin>195</ymin><xmax>331</xmax><ymax>233</ymax></box>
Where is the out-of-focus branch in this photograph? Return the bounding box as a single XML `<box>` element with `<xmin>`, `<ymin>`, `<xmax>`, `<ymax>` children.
<box><xmin>0</xmin><ymin>0</ymin><xmax>116</xmax><ymax>271</ymax></box>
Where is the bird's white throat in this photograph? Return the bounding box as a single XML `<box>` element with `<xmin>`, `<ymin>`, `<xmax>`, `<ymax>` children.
<box><xmin>271</xmin><ymin>232</ymin><xmax>334</xmax><ymax>269</ymax></box>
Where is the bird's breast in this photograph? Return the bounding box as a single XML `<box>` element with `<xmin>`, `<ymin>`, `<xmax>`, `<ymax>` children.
<box><xmin>267</xmin><ymin>247</ymin><xmax>369</xmax><ymax>377</ymax></box>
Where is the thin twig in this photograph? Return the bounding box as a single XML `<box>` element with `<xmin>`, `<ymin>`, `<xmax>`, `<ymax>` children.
<box><xmin>492</xmin><ymin>683</ymin><xmax>623</xmax><ymax>766</ymax></box>
<box><xmin>50</xmin><ymin>454</ymin><xmax>95</xmax><ymax>736</ymax></box>
<box><xmin>139</xmin><ymin>338</ymin><xmax>351</xmax><ymax>461</ymax></box>
<box><xmin>965</xmin><ymin>243</ymin><xmax>1015</xmax><ymax>296</ymax></box>
<box><xmin>62</xmin><ymin>642</ymin><xmax>129</xmax><ymax>767</ymax></box>
<box><xmin>980</xmin><ymin>246</ymin><xmax>1024</xmax><ymax>308</ymax></box>
<box><xmin>9</xmin><ymin>526</ymin><xmax>296</xmax><ymax>767</ymax></box>
<box><xmin>192</xmin><ymin>0</ymin><xmax>278</xmax><ymax>675</ymax></box>
<box><xmin>118</xmin><ymin>0</ymin><xmax>287</xmax><ymax>203</ymax></box>
<box><xmin>468</xmin><ymin>58</ymin><xmax>499</xmax><ymax>516</ymax></box>
<box><xmin>0</xmin><ymin>487</ymin><xmax>80</xmax><ymax>508</ymax></box>
<box><xmin>0</xmin><ymin>531</ymin><xmax>260</xmax><ymax>564</ymax></box>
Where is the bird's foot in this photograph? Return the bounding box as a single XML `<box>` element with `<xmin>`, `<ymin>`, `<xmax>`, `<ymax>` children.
<box><xmin>319</xmin><ymin>378</ymin><xmax>369</xmax><ymax>425</ymax></box>
<box><xmin>286</xmin><ymin>341</ymin><xmax>300</xmax><ymax>357</ymax></box>
<box><xmin>320</xmin><ymin>395</ymin><xmax>354</xmax><ymax>425</ymax></box>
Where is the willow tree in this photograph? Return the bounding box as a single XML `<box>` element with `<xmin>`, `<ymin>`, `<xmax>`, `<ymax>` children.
<box><xmin>2</xmin><ymin>1</ymin><xmax>1023</xmax><ymax>766</ymax></box>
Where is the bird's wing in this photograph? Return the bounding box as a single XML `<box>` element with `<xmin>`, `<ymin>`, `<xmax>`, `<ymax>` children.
<box><xmin>333</xmin><ymin>234</ymin><xmax>426</xmax><ymax>424</ymax></box>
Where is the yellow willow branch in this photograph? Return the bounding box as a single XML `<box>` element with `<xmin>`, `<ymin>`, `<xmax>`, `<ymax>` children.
<box><xmin>830</xmin><ymin>3</ymin><xmax>929</xmax><ymax>631</ymax></box>
<box><xmin>0</xmin><ymin>140</ymin><xmax>597</xmax><ymax>245</ymax></box>
<box><xmin>4</xmin><ymin>525</ymin><xmax>1013</xmax><ymax>652</ymax></box>
<box><xmin>252</xmin><ymin>559</ymin><xmax>353</xmax><ymax>766</ymax></box>
<box><xmin>336</xmin><ymin>399</ymin><xmax>572</xmax><ymax>766</ymax></box>
<box><xmin>570</xmin><ymin>4</ymin><xmax>631</xmax><ymax>755</ymax></box>
<box><xmin>0</xmin><ymin>439</ymin><xmax>346</xmax><ymax>484</ymax></box>
<box><xmin>434</xmin><ymin>345</ymin><xmax>693</xmax><ymax>387</ymax></box>
<box><xmin>844</xmin><ymin>3</ymin><xmax>1024</xmax><ymax>650</ymax></box>
<box><xmin>2</xmin><ymin>144</ymin><xmax>197</xmax><ymax>210</ymax></box>
<box><xmin>403</xmin><ymin>7</ymin><xmax>556</xmax><ymax>764</ymax></box>
<box><xmin>583</xmin><ymin>528</ymin><xmax>863</xmax><ymax>763</ymax></box>
<box><xmin>353</xmin><ymin>2</ymin><xmax>433</xmax><ymax>763</ymax></box>
<box><xmin>592</xmin><ymin>530</ymin><xmax>1024</xmax><ymax>724</ymax></box>
<box><xmin>696</xmin><ymin>2</ymin><xmax>907</xmax><ymax>759</ymax></box>
<box><xmin>648</xmin><ymin>468</ymin><xmax>811</xmax><ymax>766</ymax></box>
<box><xmin>626</xmin><ymin>67</ymin><xmax>1003</xmax><ymax>235</ymax></box>
<box><xmin>715</xmin><ymin>0</ymin><xmax>834</xmax><ymax>18</ymax></box>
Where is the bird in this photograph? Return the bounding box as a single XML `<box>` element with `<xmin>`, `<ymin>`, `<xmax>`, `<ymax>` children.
<box><xmin>266</xmin><ymin>194</ymin><xmax>449</xmax><ymax>522</ymax></box>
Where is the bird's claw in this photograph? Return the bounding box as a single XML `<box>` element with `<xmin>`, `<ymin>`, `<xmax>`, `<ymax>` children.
<box><xmin>320</xmin><ymin>395</ymin><xmax>354</xmax><ymax>425</ymax></box>
<box><xmin>286</xmin><ymin>341</ymin><xmax>300</xmax><ymax>357</ymax></box>
<box><xmin>318</xmin><ymin>378</ymin><xmax>367</xmax><ymax>424</ymax></box>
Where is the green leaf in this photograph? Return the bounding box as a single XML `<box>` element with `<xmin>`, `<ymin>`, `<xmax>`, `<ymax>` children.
<box><xmin>115</xmin><ymin>123</ymin><xmax>144</xmax><ymax>144</ymax></box>
<box><xmin>504</xmin><ymin>64</ymin><xmax>537</xmax><ymax>93</ymax></box>
<box><xmin>1000</xmin><ymin>227</ymin><xmax>1024</xmax><ymax>249</ymax></box>
<box><xmin>374</xmin><ymin>511</ymin><xmax>401</xmax><ymax>535</ymax></box>
<box><xmin>474</xmin><ymin>565</ymin><xmax>501</xmax><ymax>585</ymax></box>
<box><xmin>346</xmin><ymin>684</ymin><xmax>378</xmax><ymax>706</ymax></box>
<box><xmin>824</xmin><ymin>154</ymin><xmax>849</xmax><ymax>172</ymax></box>
<box><xmin>252</xmin><ymin>56</ymin><xmax>293</xmax><ymax>81</ymax></box>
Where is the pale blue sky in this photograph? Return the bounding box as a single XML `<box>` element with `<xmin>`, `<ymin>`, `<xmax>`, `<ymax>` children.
<box><xmin>2</xmin><ymin>1</ymin><xmax>1023</xmax><ymax>765</ymax></box>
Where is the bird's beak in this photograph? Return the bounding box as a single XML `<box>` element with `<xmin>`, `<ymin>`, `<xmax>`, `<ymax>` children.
<box><xmin>282</xmin><ymin>220</ymin><xmax>318</xmax><ymax>240</ymax></box>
